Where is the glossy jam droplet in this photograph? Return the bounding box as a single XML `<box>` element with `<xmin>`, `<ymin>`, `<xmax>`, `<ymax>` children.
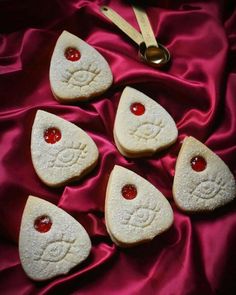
<box><xmin>34</xmin><ymin>215</ymin><xmax>52</xmax><ymax>233</ymax></box>
<box><xmin>121</xmin><ymin>184</ymin><xmax>137</xmax><ymax>200</ymax></box>
<box><xmin>44</xmin><ymin>128</ymin><xmax>61</xmax><ymax>144</ymax></box>
<box><xmin>64</xmin><ymin>47</ymin><xmax>81</xmax><ymax>61</ymax></box>
<box><xmin>190</xmin><ymin>156</ymin><xmax>207</xmax><ymax>172</ymax></box>
<box><xmin>130</xmin><ymin>102</ymin><xmax>145</xmax><ymax>116</ymax></box>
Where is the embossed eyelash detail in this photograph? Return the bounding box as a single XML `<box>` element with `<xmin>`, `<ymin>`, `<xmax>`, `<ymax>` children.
<box><xmin>34</xmin><ymin>234</ymin><xmax>76</xmax><ymax>263</ymax></box>
<box><xmin>129</xmin><ymin>119</ymin><xmax>165</xmax><ymax>142</ymax></box>
<box><xmin>121</xmin><ymin>200</ymin><xmax>160</xmax><ymax>229</ymax></box>
<box><xmin>48</xmin><ymin>142</ymin><xmax>88</xmax><ymax>168</ymax></box>
<box><xmin>61</xmin><ymin>64</ymin><xmax>101</xmax><ymax>89</ymax></box>
<box><xmin>190</xmin><ymin>173</ymin><xmax>227</xmax><ymax>200</ymax></box>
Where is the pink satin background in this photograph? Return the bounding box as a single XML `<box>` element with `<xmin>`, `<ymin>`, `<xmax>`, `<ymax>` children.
<box><xmin>0</xmin><ymin>0</ymin><xmax>236</xmax><ymax>294</ymax></box>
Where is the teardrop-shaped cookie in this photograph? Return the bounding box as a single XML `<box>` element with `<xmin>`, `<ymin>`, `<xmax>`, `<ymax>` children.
<box><xmin>173</xmin><ymin>136</ymin><xmax>236</xmax><ymax>212</ymax></box>
<box><xmin>113</xmin><ymin>87</ymin><xmax>178</xmax><ymax>157</ymax></box>
<box><xmin>105</xmin><ymin>165</ymin><xmax>173</xmax><ymax>247</ymax></box>
<box><xmin>49</xmin><ymin>30</ymin><xmax>113</xmax><ymax>102</ymax></box>
<box><xmin>19</xmin><ymin>196</ymin><xmax>91</xmax><ymax>281</ymax></box>
<box><xmin>31</xmin><ymin>110</ymin><xmax>99</xmax><ymax>187</ymax></box>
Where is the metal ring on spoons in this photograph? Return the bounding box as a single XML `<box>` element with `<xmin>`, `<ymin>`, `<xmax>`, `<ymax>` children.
<box><xmin>139</xmin><ymin>41</ymin><xmax>170</xmax><ymax>67</ymax></box>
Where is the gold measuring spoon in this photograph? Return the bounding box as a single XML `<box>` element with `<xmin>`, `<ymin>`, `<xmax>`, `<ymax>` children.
<box><xmin>132</xmin><ymin>5</ymin><xmax>170</xmax><ymax>66</ymax></box>
<box><xmin>100</xmin><ymin>5</ymin><xmax>170</xmax><ymax>67</ymax></box>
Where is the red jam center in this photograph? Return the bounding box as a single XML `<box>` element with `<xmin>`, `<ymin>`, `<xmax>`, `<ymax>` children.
<box><xmin>121</xmin><ymin>184</ymin><xmax>137</xmax><ymax>200</ymax></box>
<box><xmin>64</xmin><ymin>47</ymin><xmax>81</xmax><ymax>61</ymax></box>
<box><xmin>130</xmin><ymin>102</ymin><xmax>145</xmax><ymax>116</ymax></box>
<box><xmin>190</xmin><ymin>156</ymin><xmax>207</xmax><ymax>172</ymax></box>
<box><xmin>34</xmin><ymin>215</ymin><xmax>52</xmax><ymax>233</ymax></box>
<box><xmin>44</xmin><ymin>128</ymin><xmax>61</xmax><ymax>144</ymax></box>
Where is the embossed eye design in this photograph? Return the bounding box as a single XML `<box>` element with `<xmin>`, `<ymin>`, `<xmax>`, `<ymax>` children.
<box><xmin>62</xmin><ymin>64</ymin><xmax>101</xmax><ymax>88</ymax></box>
<box><xmin>191</xmin><ymin>174</ymin><xmax>227</xmax><ymax>200</ymax></box>
<box><xmin>34</xmin><ymin>235</ymin><xmax>76</xmax><ymax>265</ymax></box>
<box><xmin>129</xmin><ymin>119</ymin><xmax>165</xmax><ymax>142</ymax></box>
<box><xmin>48</xmin><ymin>142</ymin><xmax>87</xmax><ymax>168</ymax></box>
<box><xmin>121</xmin><ymin>202</ymin><xmax>160</xmax><ymax>229</ymax></box>
<box><xmin>67</xmin><ymin>70</ymin><xmax>96</xmax><ymax>87</ymax></box>
<box><xmin>40</xmin><ymin>241</ymin><xmax>72</xmax><ymax>262</ymax></box>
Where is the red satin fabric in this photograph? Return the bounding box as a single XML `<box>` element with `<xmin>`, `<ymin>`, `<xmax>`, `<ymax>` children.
<box><xmin>0</xmin><ymin>0</ymin><xmax>236</xmax><ymax>294</ymax></box>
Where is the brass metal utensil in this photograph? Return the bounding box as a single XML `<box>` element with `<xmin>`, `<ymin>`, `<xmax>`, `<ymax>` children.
<box><xmin>100</xmin><ymin>5</ymin><xmax>170</xmax><ymax>67</ymax></box>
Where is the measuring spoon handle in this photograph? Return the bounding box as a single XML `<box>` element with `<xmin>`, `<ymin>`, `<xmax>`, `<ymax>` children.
<box><xmin>132</xmin><ymin>5</ymin><xmax>158</xmax><ymax>48</ymax></box>
<box><xmin>100</xmin><ymin>6</ymin><xmax>143</xmax><ymax>45</ymax></box>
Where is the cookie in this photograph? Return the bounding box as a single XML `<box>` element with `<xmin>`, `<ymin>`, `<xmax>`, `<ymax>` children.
<box><xmin>173</xmin><ymin>136</ymin><xmax>236</xmax><ymax>212</ymax></box>
<box><xmin>105</xmin><ymin>165</ymin><xmax>174</xmax><ymax>247</ymax></box>
<box><xmin>49</xmin><ymin>30</ymin><xmax>113</xmax><ymax>102</ymax></box>
<box><xmin>31</xmin><ymin>110</ymin><xmax>99</xmax><ymax>187</ymax></box>
<box><xmin>113</xmin><ymin>87</ymin><xmax>178</xmax><ymax>157</ymax></box>
<box><xmin>19</xmin><ymin>196</ymin><xmax>91</xmax><ymax>281</ymax></box>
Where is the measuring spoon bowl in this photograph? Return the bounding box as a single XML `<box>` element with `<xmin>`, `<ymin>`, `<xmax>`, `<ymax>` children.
<box><xmin>139</xmin><ymin>41</ymin><xmax>170</xmax><ymax>67</ymax></box>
